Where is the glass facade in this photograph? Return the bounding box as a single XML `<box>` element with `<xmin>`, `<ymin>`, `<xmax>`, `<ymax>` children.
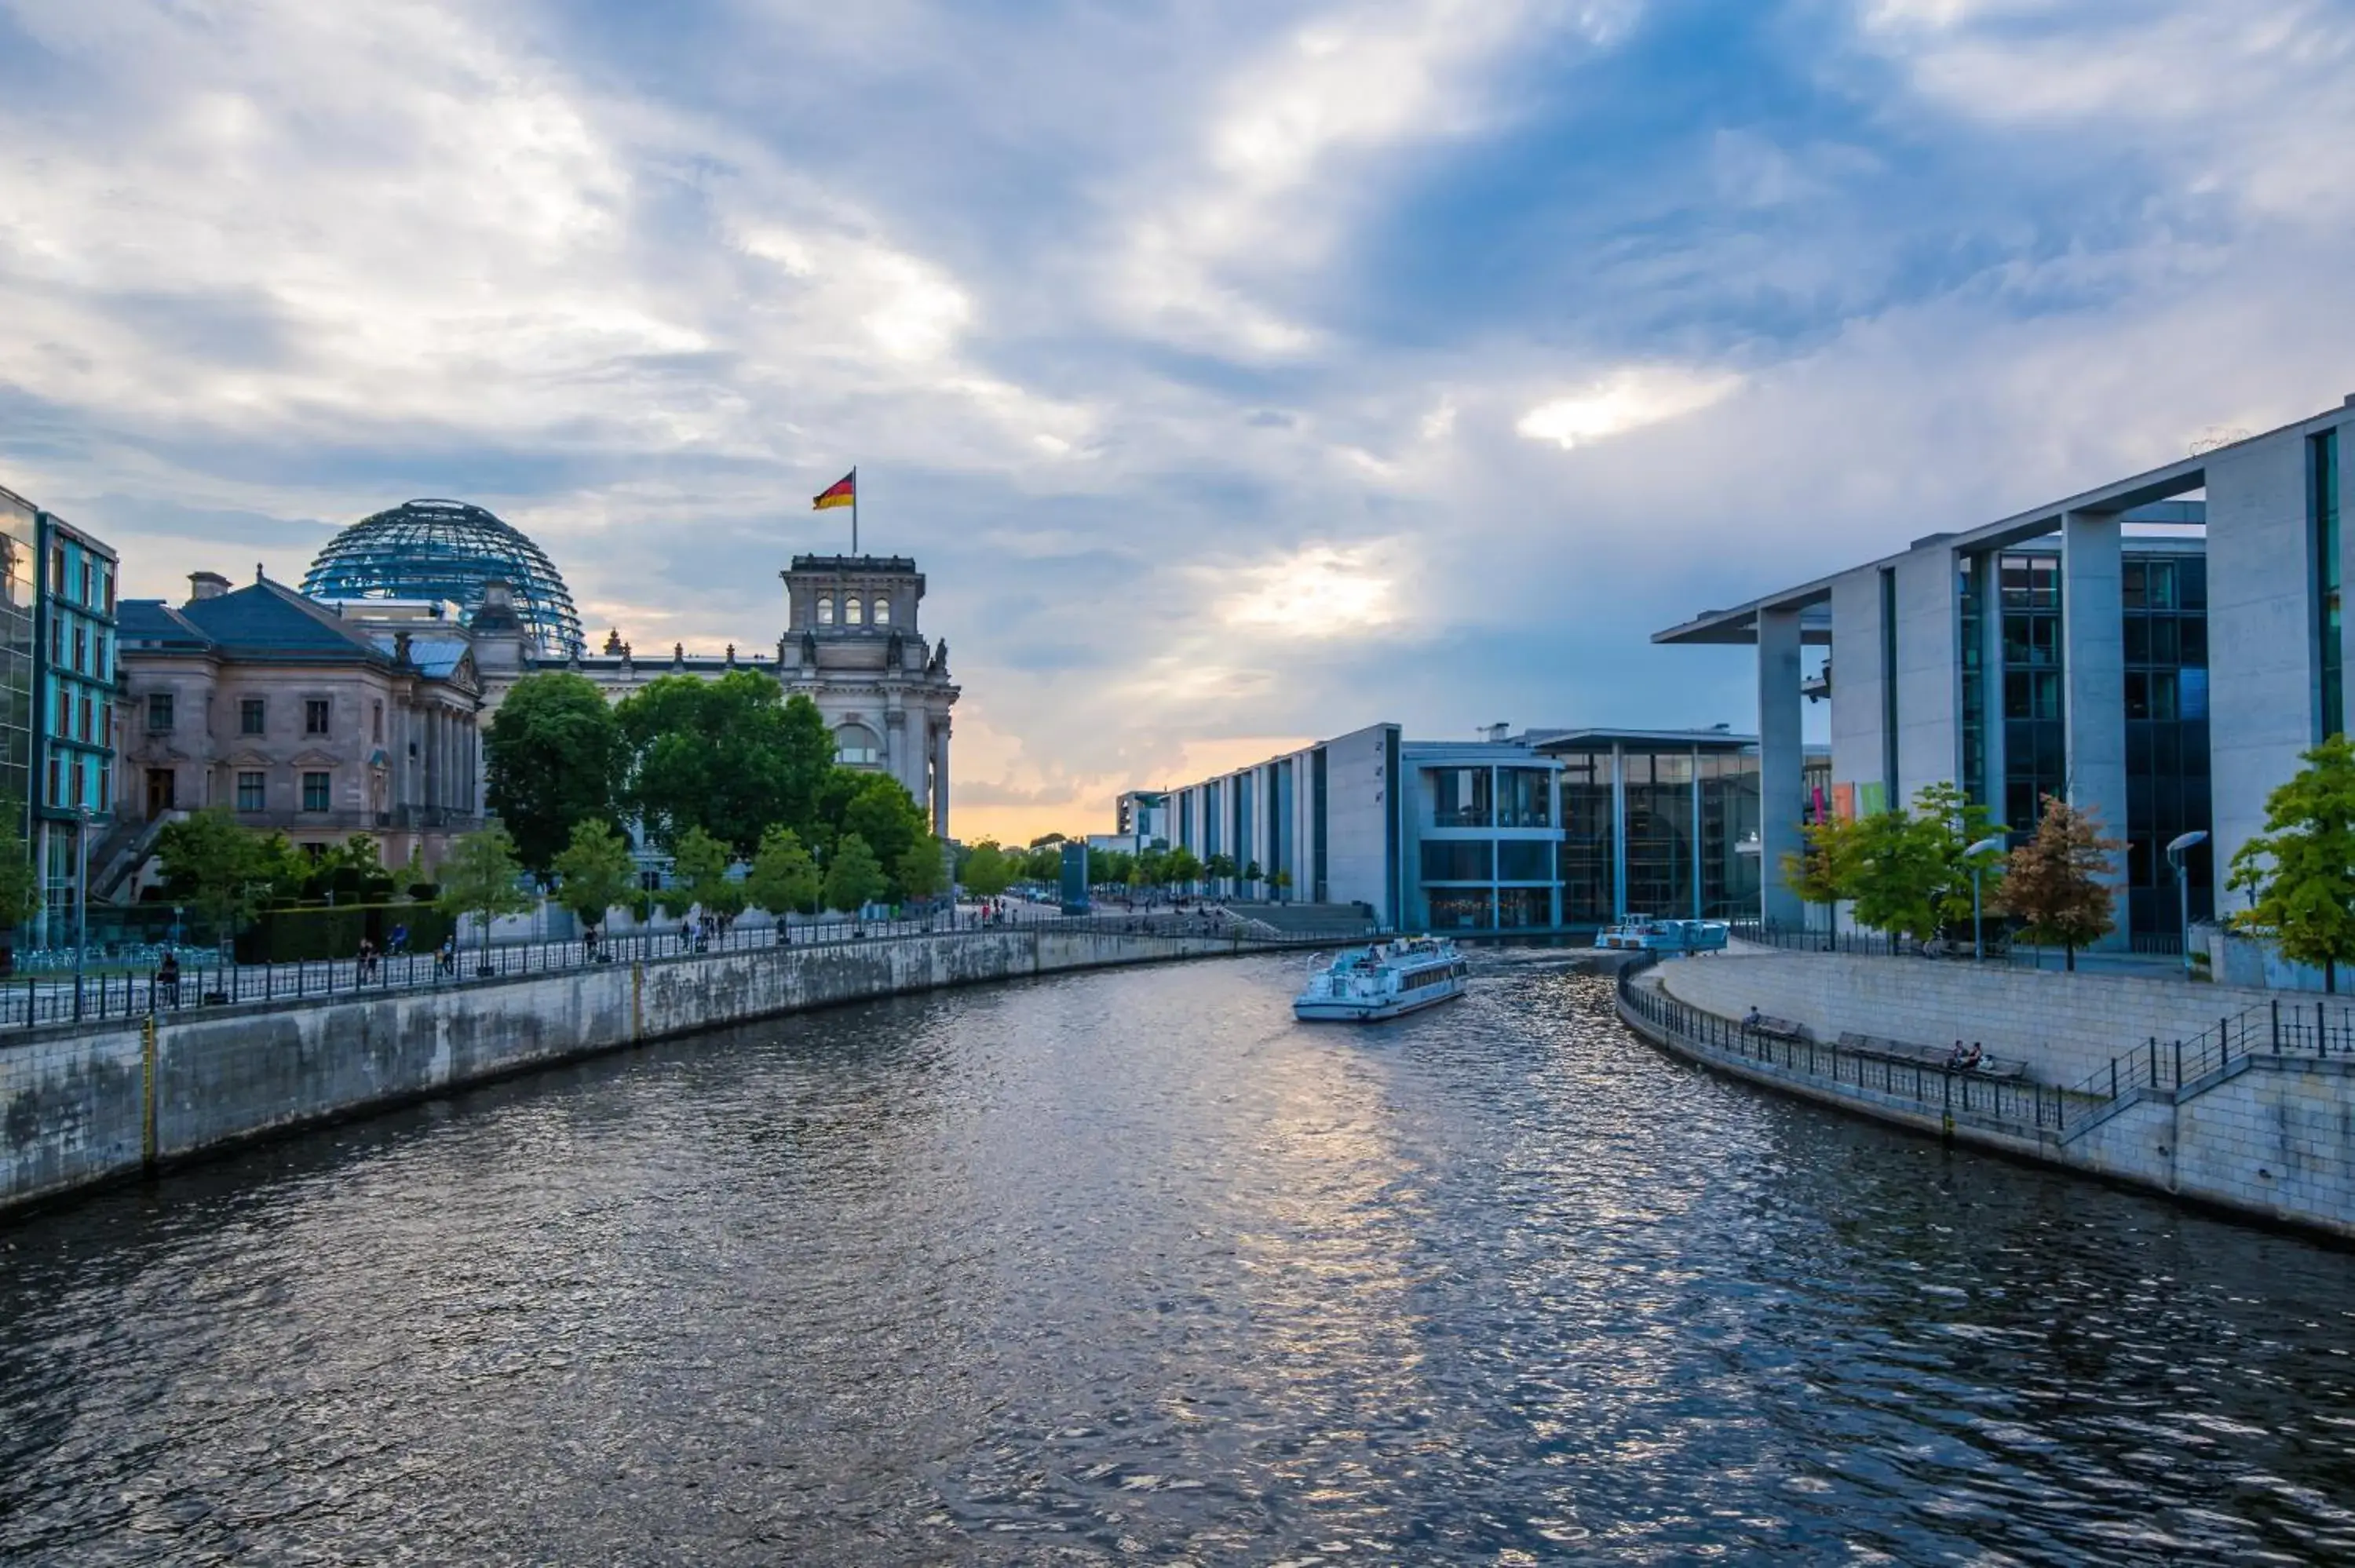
<box><xmin>1547</xmin><ymin>739</ymin><xmax>1765</xmax><ymax>924</ymax></box>
<box><xmin>0</xmin><ymin>493</ymin><xmax>33</xmax><ymax>903</ymax></box>
<box><xmin>33</xmin><ymin>515</ymin><xmax>117</xmax><ymax>943</ymax></box>
<box><xmin>2123</xmin><ymin>554</ymin><xmax>2212</xmax><ymax>936</ymax></box>
<box><xmin>2317</xmin><ymin>429</ymin><xmax>2342</xmax><ymax>740</ymax></box>
<box><xmin>1623</xmin><ymin>749</ymin><xmax>1692</xmax><ymax>917</ymax></box>
<box><xmin>1999</xmin><ymin>552</ymin><xmax>2065</xmax><ymax>832</ymax></box>
<box><xmin>1559</xmin><ymin>751</ymin><xmax>1612</xmax><ymax>921</ymax></box>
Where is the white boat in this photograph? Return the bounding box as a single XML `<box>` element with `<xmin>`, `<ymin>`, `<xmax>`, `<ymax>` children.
<box><xmin>1293</xmin><ymin>938</ymin><xmax>1470</xmax><ymax>1022</ymax></box>
<box><xmin>1594</xmin><ymin>916</ymin><xmax>1729</xmax><ymax>954</ymax></box>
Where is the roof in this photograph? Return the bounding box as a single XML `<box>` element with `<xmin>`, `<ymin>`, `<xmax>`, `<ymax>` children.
<box><xmin>121</xmin><ymin>578</ymin><xmax>469</xmax><ymax>676</ymax></box>
<box><xmin>1522</xmin><ymin>727</ymin><xmax>1758</xmax><ymax>752</ymax></box>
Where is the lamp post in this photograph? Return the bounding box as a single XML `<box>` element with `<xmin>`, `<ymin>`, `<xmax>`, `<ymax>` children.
<box><xmin>2167</xmin><ymin>830</ymin><xmax>2209</xmax><ymax>979</ymax></box>
<box><xmin>1966</xmin><ymin>834</ymin><xmax>2009</xmax><ymax>963</ymax></box>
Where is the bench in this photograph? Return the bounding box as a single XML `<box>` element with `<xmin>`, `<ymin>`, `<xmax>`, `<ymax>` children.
<box><xmin>1743</xmin><ymin>1014</ymin><xmax>1810</xmax><ymax>1042</ymax></box>
<box><xmin>1839</xmin><ymin>1031</ymin><xmax>2025</xmax><ymax>1079</ymax></box>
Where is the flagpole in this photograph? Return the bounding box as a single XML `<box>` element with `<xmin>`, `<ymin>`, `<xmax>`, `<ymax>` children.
<box><xmin>852</xmin><ymin>466</ymin><xmax>860</xmax><ymax>556</ymax></box>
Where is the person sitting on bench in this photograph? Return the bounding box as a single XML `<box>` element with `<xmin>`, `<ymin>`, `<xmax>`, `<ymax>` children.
<box><xmin>1743</xmin><ymin>1006</ymin><xmax>1763</xmax><ymax>1030</ymax></box>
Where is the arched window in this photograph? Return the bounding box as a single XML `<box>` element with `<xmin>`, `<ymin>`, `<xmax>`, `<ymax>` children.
<box><xmin>817</xmin><ymin>596</ymin><xmax>834</xmax><ymax>625</ymax></box>
<box><xmin>834</xmin><ymin>722</ymin><xmax>882</xmax><ymax>766</ymax></box>
<box><xmin>872</xmin><ymin>597</ymin><xmax>891</xmax><ymax>626</ymax></box>
<box><xmin>845</xmin><ymin>597</ymin><xmax>864</xmax><ymax>625</ymax></box>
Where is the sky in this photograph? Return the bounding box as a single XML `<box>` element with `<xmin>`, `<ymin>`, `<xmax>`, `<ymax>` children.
<box><xmin>2</xmin><ymin>0</ymin><xmax>2353</xmax><ymax>847</ymax></box>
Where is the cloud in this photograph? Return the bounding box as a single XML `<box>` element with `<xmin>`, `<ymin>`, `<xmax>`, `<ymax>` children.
<box><xmin>1514</xmin><ymin>366</ymin><xmax>1745</xmax><ymax>450</ymax></box>
<box><xmin>2</xmin><ymin>0</ymin><xmax>2352</xmax><ymax>848</ymax></box>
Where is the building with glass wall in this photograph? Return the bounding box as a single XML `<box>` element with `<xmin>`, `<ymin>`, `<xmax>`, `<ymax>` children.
<box><xmin>1652</xmin><ymin>396</ymin><xmax>2355</xmax><ymax>947</ymax></box>
<box><xmin>1147</xmin><ymin>724</ymin><xmax>1795</xmax><ymax>933</ymax></box>
<box><xmin>30</xmin><ymin>508</ymin><xmax>117</xmax><ymax>947</ymax></box>
<box><xmin>0</xmin><ymin>487</ymin><xmax>36</xmax><ymax>935</ymax></box>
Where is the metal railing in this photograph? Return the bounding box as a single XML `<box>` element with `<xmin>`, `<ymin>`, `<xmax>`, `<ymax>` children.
<box><xmin>2064</xmin><ymin>994</ymin><xmax>2355</xmax><ymax>1104</ymax></box>
<box><xmin>0</xmin><ymin>908</ymin><xmax>1361</xmax><ymax>1034</ymax></box>
<box><xmin>1616</xmin><ymin>957</ymin><xmax>2083</xmax><ymax>1134</ymax></box>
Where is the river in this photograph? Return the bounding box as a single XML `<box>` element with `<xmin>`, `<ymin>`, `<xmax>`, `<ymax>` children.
<box><xmin>2</xmin><ymin>953</ymin><xmax>2352</xmax><ymax>1563</ymax></box>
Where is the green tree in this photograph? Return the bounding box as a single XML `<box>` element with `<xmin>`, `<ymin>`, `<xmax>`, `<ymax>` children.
<box><xmin>1020</xmin><ymin>844</ymin><xmax>1064</xmax><ymax>883</ymax></box>
<box><xmin>824</xmin><ymin>833</ymin><xmax>888</xmax><ymax>913</ymax></box>
<box><xmin>155</xmin><ymin>808</ymin><xmax>283</xmax><ymax>948</ymax></box>
<box><xmin>1999</xmin><ymin>794</ymin><xmax>2120</xmax><ymax>972</ymax></box>
<box><xmin>896</xmin><ymin>833</ymin><xmax>947</xmax><ymax>902</ymax></box>
<box><xmin>962</xmin><ymin>841</ymin><xmax>1015</xmax><ymax>898</ymax></box>
<box><xmin>1204</xmin><ymin>851</ymin><xmax>1237</xmax><ymax>887</ymax></box>
<box><xmin>672</xmin><ymin>826</ymin><xmax>747</xmax><ymax>921</ymax></box>
<box><xmin>436</xmin><ymin>827</ymin><xmax>536</xmax><ymax>967</ymax></box>
<box><xmin>1844</xmin><ymin>782</ymin><xmax>2003</xmax><ymax>945</ymax></box>
<box><xmin>1242</xmin><ymin>859</ymin><xmax>1264</xmax><ymax>898</ymax></box>
<box><xmin>1780</xmin><ymin>814</ymin><xmax>1861</xmax><ymax>939</ymax></box>
<box><xmin>551</xmin><ymin>819</ymin><xmax>637</xmax><ymax>937</ymax></box>
<box><xmin>0</xmin><ymin>819</ymin><xmax>37</xmax><ymax>935</ymax></box>
<box><xmin>1269</xmin><ymin>867</ymin><xmax>1294</xmax><ymax>903</ymax></box>
<box><xmin>485</xmin><ymin>672</ymin><xmax>627</xmax><ymax>878</ymax></box>
<box><xmin>2229</xmin><ymin>734</ymin><xmax>2355</xmax><ymax>991</ymax></box>
<box><xmin>619</xmin><ymin>675</ymin><xmax>836</xmax><ymax>855</ymax></box>
<box><xmin>745</xmin><ymin>826</ymin><xmax>821</xmax><ymax>919</ymax></box>
<box><xmin>1164</xmin><ymin>845</ymin><xmax>1203</xmax><ymax>891</ymax></box>
<box><xmin>834</xmin><ymin>773</ymin><xmax>932</xmax><ymax>895</ymax></box>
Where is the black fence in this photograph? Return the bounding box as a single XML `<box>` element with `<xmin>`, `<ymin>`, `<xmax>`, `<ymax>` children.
<box><xmin>1616</xmin><ymin>957</ymin><xmax>2082</xmax><ymax>1134</ymax></box>
<box><xmin>0</xmin><ymin>909</ymin><xmax>1358</xmax><ymax>1033</ymax></box>
<box><xmin>2065</xmin><ymin>995</ymin><xmax>2355</xmax><ymax>1102</ymax></box>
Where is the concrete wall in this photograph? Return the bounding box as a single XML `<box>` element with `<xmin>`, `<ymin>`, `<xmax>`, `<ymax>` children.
<box><xmin>1323</xmin><ymin>724</ymin><xmax>1395</xmax><ymax>924</ymax></box>
<box><xmin>1657</xmin><ymin>947</ymin><xmax>2291</xmax><ymax>1088</ymax></box>
<box><xmin>2207</xmin><ymin>428</ymin><xmax>2321</xmax><ymax>881</ymax></box>
<box><xmin>1829</xmin><ymin>567</ymin><xmax>1886</xmax><ymax>813</ymax></box>
<box><xmin>1</xmin><ymin>927</ymin><xmax>1270</xmax><ymax>1214</ymax></box>
<box><xmin>1893</xmin><ymin>544</ymin><xmax>1961</xmax><ymax>802</ymax></box>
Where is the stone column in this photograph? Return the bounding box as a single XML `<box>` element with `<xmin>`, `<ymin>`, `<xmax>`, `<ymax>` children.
<box><xmin>931</xmin><ymin>723</ymin><xmax>950</xmax><ymax>838</ymax></box>
<box><xmin>2062</xmin><ymin>509</ymin><xmax>2130</xmax><ymax>949</ymax></box>
<box><xmin>1610</xmin><ymin>742</ymin><xmax>1628</xmax><ymax>921</ymax></box>
<box><xmin>1758</xmin><ymin>603</ymin><xmax>1806</xmax><ymax>928</ymax></box>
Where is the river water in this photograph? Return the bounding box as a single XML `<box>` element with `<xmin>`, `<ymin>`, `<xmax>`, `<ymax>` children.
<box><xmin>3</xmin><ymin>954</ymin><xmax>2353</xmax><ymax>1564</ymax></box>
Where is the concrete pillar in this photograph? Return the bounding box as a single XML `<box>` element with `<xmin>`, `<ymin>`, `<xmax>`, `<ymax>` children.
<box><xmin>1689</xmin><ymin>745</ymin><xmax>1703</xmax><ymax>919</ymax></box>
<box><xmin>1610</xmin><ymin>742</ymin><xmax>1628</xmax><ymax>920</ymax></box>
<box><xmin>931</xmin><ymin>724</ymin><xmax>950</xmax><ymax>838</ymax></box>
<box><xmin>2062</xmin><ymin>510</ymin><xmax>2130</xmax><ymax>949</ymax></box>
<box><xmin>1758</xmin><ymin>603</ymin><xmax>1806</xmax><ymax>929</ymax></box>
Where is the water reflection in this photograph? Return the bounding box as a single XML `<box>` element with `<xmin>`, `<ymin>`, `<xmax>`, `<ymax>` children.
<box><xmin>2</xmin><ymin>957</ymin><xmax>2353</xmax><ymax>1563</ymax></box>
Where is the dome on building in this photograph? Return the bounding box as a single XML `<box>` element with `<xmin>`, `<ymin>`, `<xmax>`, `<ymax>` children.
<box><xmin>301</xmin><ymin>498</ymin><xmax>584</xmax><ymax>658</ymax></box>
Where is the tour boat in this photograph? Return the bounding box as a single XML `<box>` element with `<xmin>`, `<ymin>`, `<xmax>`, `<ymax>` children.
<box><xmin>1293</xmin><ymin>938</ymin><xmax>1470</xmax><ymax>1023</ymax></box>
<box><xmin>1594</xmin><ymin>917</ymin><xmax>1729</xmax><ymax>954</ymax></box>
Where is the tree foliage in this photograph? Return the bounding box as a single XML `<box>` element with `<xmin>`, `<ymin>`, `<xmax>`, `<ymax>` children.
<box><xmin>962</xmin><ymin>841</ymin><xmax>1015</xmax><ymax>898</ymax></box>
<box><xmin>2229</xmin><ymin>734</ymin><xmax>2355</xmax><ymax>990</ymax></box>
<box><xmin>551</xmin><ymin>819</ymin><xmax>637</xmax><ymax>933</ymax></box>
<box><xmin>0</xmin><ymin>817</ymin><xmax>37</xmax><ymax>933</ymax></box>
<box><xmin>618</xmin><ymin>675</ymin><xmax>835</xmax><ymax>856</ymax></box>
<box><xmin>485</xmin><ymin>672</ymin><xmax>627</xmax><ymax>878</ymax></box>
<box><xmin>745</xmin><ymin>826</ymin><xmax>821</xmax><ymax>917</ymax></box>
<box><xmin>436</xmin><ymin>827</ymin><xmax>535</xmax><ymax>951</ymax></box>
<box><xmin>1843</xmin><ymin>782</ymin><xmax>2004</xmax><ymax>943</ymax></box>
<box><xmin>155</xmin><ymin>807</ymin><xmax>287</xmax><ymax>943</ymax></box>
<box><xmin>829</xmin><ymin>774</ymin><xmax>931</xmax><ymax>897</ymax></box>
<box><xmin>1204</xmin><ymin>851</ymin><xmax>1237</xmax><ymax>884</ymax></box>
<box><xmin>1998</xmin><ymin>794</ymin><xmax>2120</xmax><ymax>970</ymax></box>
<box><xmin>1779</xmin><ymin>814</ymin><xmax>1860</xmax><ymax>934</ymax></box>
<box><xmin>823</xmin><ymin>833</ymin><xmax>888</xmax><ymax>913</ymax></box>
<box><xmin>672</xmin><ymin>826</ymin><xmax>746</xmax><ymax>921</ymax></box>
<box><xmin>896</xmin><ymin>833</ymin><xmax>947</xmax><ymax>901</ymax></box>
<box><xmin>1163</xmin><ymin>846</ymin><xmax>1203</xmax><ymax>889</ymax></box>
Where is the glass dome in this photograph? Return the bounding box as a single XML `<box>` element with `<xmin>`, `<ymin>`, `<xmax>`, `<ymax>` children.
<box><xmin>301</xmin><ymin>498</ymin><xmax>584</xmax><ymax>658</ymax></box>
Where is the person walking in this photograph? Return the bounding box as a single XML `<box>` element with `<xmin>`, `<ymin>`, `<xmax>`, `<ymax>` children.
<box><xmin>156</xmin><ymin>950</ymin><xmax>181</xmax><ymax>1009</ymax></box>
<box><xmin>436</xmin><ymin>935</ymin><xmax>457</xmax><ymax>979</ymax></box>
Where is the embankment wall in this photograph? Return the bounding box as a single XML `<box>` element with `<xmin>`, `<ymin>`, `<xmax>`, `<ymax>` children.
<box><xmin>0</xmin><ymin>928</ymin><xmax>1258</xmax><ymax>1214</ymax></box>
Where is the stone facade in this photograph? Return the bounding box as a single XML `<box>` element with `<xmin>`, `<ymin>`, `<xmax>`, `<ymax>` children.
<box><xmin>472</xmin><ymin>554</ymin><xmax>959</xmax><ymax>835</ymax></box>
<box><xmin>112</xmin><ymin>572</ymin><xmax>485</xmax><ymax>887</ymax></box>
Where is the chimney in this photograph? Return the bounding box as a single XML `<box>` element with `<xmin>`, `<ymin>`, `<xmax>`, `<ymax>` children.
<box><xmin>188</xmin><ymin>571</ymin><xmax>230</xmax><ymax>601</ymax></box>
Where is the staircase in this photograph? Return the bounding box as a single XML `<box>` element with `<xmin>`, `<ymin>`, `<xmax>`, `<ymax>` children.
<box><xmin>91</xmin><ymin>811</ymin><xmax>181</xmax><ymax>903</ymax></box>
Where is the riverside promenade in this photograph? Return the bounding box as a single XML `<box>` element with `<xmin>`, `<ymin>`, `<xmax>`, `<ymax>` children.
<box><xmin>0</xmin><ymin>911</ymin><xmax>1353</xmax><ymax>1215</ymax></box>
<box><xmin>1617</xmin><ymin>943</ymin><xmax>2355</xmax><ymax>1240</ymax></box>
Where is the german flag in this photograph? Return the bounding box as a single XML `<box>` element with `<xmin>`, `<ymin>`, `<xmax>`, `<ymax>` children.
<box><xmin>812</xmin><ymin>470</ymin><xmax>856</xmax><ymax>511</ymax></box>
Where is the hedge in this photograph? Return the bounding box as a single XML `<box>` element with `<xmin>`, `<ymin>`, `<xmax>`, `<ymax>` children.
<box><xmin>233</xmin><ymin>904</ymin><xmax>456</xmax><ymax>965</ymax></box>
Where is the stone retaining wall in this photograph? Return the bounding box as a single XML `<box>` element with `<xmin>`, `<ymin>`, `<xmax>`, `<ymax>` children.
<box><xmin>0</xmin><ymin>928</ymin><xmax>1261</xmax><ymax>1214</ymax></box>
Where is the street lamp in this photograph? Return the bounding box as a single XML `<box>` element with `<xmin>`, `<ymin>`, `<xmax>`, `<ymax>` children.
<box><xmin>2167</xmin><ymin>830</ymin><xmax>2209</xmax><ymax>979</ymax></box>
<box><xmin>1966</xmin><ymin>834</ymin><xmax>2009</xmax><ymax>963</ymax></box>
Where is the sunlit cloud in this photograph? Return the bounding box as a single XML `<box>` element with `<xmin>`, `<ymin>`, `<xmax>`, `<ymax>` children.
<box><xmin>1515</xmin><ymin>367</ymin><xmax>1745</xmax><ymax>451</ymax></box>
<box><xmin>1221</xmin><ymin>545</ymin><xmax>1398</xmax><ymax>639</ymax></box>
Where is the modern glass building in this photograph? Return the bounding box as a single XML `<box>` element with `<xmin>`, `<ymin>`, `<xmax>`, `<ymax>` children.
<box><xmin>1152</xmin><ymin>724</ymin><xmax>1790</xmax><ymax>933</ymax></box>
<box><xmin>1538</xmin><ymin>729</ymin><xmax>1765</xmax><ymax>924</ymax></box>
<box><xmin>302</xmin><ymin>498</ymin><xmax>584</xmax><ymax>659</ymax></box>
<box><xmin>0</xmin><ymin>489</ymin><xmax>36</xmax><ymax>894</ymax></box>
<box><xmin>31</xmin><ymin>509</ymin><xmax>118</xmax><ymax>946</ymax></box>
